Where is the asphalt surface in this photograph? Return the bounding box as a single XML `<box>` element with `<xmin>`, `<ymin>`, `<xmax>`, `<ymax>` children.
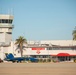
<box><xmin>0</xmin><ymin>62</ymin><xmax>76</xmax><ymax>75</ymax></box>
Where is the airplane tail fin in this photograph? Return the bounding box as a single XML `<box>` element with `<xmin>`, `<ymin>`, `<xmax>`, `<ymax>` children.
<box><xmin>6</xmin><ymin>53</ymin><xmax>14</xmax><ymax>59</ymax></box>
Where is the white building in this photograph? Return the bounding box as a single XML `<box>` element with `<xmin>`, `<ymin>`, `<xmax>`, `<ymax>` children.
<box><xmin>0</xmin><ymin>14</ymin><xmax>14</xmax><ymax>59</ymax></box>
<box><xmin>0</xmin><ymin>14</ymin><xmax>76</xmax><ymax>61</ymax></box>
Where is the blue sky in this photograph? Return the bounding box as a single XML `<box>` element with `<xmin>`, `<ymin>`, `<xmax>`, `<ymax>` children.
<box><xmin>0</xmin><ymin>0</ymin><xmax>76</xmax><ymax>41</ymax></box>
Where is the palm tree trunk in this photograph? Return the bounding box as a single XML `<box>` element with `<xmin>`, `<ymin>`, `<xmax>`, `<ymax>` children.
<box><xmin>20</xmin><ymin>49</ymin><xmax>23</xmax><ymax>57</ymax></box>
<box><xmin>20</xmin><ymin>45</ymin><xmax>23</xmax><ymax>57</ymax></box>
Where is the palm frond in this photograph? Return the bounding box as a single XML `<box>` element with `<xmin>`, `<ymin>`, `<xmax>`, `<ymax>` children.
<box><xmin>72</xmin><ymin>30</ymin><xmax>76</xmax><ymax>35</ymax></box>
<box><xmin>72</xmin><ymin>29</ymin><xmax>76</xmax><ymax>40</ymax></box>
<box><xmin>15</xmin><ymin>36</ymin><xmax>27</xmax><ymax>57</ymax></box>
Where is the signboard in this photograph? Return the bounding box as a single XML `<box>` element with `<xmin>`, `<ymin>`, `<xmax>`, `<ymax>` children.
<box><xmin>32</xmin><ymin>47</ymin><xmax>45</xmax><ymax>54</ymax></box>
<box><xmin>32</xmin><ymin>48</ymin><xmax>45</xmax><ymax>50</ymax></box>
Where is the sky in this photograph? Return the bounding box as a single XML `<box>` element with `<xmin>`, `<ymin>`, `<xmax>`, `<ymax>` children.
<box><xmin>0</xmin><ymin>0</ymin><xmax>76</xmax><ymax>41</ymax></box>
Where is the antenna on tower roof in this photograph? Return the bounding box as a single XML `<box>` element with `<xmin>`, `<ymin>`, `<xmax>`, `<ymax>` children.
<box><xmin>7</xmin><ymin>8</ymin><xmax>14</xmax><ymax>15</ymax></box>
<box><xmin>0</xmin><ymin>8</ymin><xmax>2</xmax><ymax>14</ymax></box>
<box><xmin>8</xmin><ymin>9</ymin><xmax>10</xmax><ymax>15</ymax></box>
<box><xmin>11</xmin><ymin>8</ymin><xmax>12</xmax><ymax>15</ymax></box>
<box><xmin>11</xmin><ymin>8</ymin><xmax>14</xmax><ymax>16</ymax></box>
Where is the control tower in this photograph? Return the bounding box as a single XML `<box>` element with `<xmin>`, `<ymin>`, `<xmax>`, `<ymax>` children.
<box><xmin>0</xmin><ymin>14</ymin><xmax>14</xmax><ymax>46</ymax></box>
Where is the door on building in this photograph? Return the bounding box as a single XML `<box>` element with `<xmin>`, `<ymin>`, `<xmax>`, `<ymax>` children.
<box><xmin>58</xmin><ymin>56</ymin><xmax>71</xmax><ymax>61</ymax></box>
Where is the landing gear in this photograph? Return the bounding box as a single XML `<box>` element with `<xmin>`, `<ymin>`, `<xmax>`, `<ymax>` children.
<box><xmin>17</xmin><ymin>61</ymin><xmax>19</xmax><ymax>63</ymax></box>
<box><xmin>12</xmin><ymin>61</ymin><xmax>22</xmax><ymax>63</ymax></box>
<box><xmin>17</xmin><ymin>61</ymin><xmax>21</xmax><ymax>63</ymax></box>
<box><xmin>12</xmin><ymin>61</ymin><xmax>15</xmax><ymax>63</ymax></box>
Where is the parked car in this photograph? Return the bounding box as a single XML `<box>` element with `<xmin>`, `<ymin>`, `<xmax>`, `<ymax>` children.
<box><xmin>0</xmin><ymin>58</ymin><xmax>3</xmax><ymax>63</ymax></box>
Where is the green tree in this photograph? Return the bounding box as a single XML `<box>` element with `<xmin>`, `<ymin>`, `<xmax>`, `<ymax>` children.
<box><xmin>15</xmin><ymin>36</ymin><xmax>27</xmax><ymax>57</ymax></box>
<box><xmin>72</xmin><ymin>27</ymin><xmax>76</xmax><ymax>40</ymax></box>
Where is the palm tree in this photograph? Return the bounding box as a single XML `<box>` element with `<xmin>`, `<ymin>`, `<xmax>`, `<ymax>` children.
<box><xmin>15</xmin><ymin>36</ymin><xmax>27</xmax><ymax>57</ymax></box>
<box><xmin>72</xmin><ymin>27</ymin><xmax>76</xmax><ymax>40</ymax></box>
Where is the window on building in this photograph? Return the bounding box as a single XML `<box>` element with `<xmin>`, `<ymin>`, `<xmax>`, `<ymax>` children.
<box><xmin>46</xmin><ymin>46</ymin><xmax>75</xmax><ymax>50</ymax></box>
<box><xmin>0</xmin><ymin>20</ymin><xmax>2</xmax><ymax>23</ymax></box>
<box><xmin>72</xmin><ymin>47</ymin><xmax>76</xmax><ymax>50</ymax></box>
<box><xmin>2</xmin><ymin>19</ymin><xmax>5</xmax><ymax>23</ymax></box>
<box><xmin>47</xmin><ymin>47</ymin><xmax>52</xmax><ymax>50</ymax></box>
<box><xmin>52</xmin><ymin>47</ymin><xmax>60</xmax><ymax>50</ymax></box>
<box><xmin>18</xmin><ymin>51</ymin><xmax>20</xmax><ymax>53</ymax></box>
<box><xmin>14</xmin><ymin>54</ymin><xmax>16</xmax><ymax>56</ymax></box>
<box><xmin>5</xmin><ymin>20</ymin><xmax>8</xmax><ymax>23</ymax></box>
<box><xmin>7</xmin><ymin>32</ymin><xmax>12</xmax><ymax>34</ymax></box>
<box><xmin>0</xmin><ymin>19</ymin><xmax>13</xmax><ymax>23</ymax></box>
<box><xmin>9</xmin><ymin>20</ymin><xmax>13</xmax><ymax>23</ymax></box>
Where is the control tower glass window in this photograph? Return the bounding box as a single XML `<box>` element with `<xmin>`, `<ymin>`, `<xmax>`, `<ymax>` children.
<box><xmin>0</xmin><ymin>19</ymin><xmax>13</xmax><ymax>24</ymax></box>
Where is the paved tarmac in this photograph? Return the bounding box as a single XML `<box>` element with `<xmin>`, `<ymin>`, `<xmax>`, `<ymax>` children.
<box><xmin>0</xmin><ymin>62</ymin><xmax>76</xmax><ymax>75</ymax></box>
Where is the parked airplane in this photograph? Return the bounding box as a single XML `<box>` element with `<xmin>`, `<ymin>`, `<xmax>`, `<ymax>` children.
<box><xmin>4</xmin><ymin>53</ymin><xmax>38</xmax><ymax>63</ymax></box>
